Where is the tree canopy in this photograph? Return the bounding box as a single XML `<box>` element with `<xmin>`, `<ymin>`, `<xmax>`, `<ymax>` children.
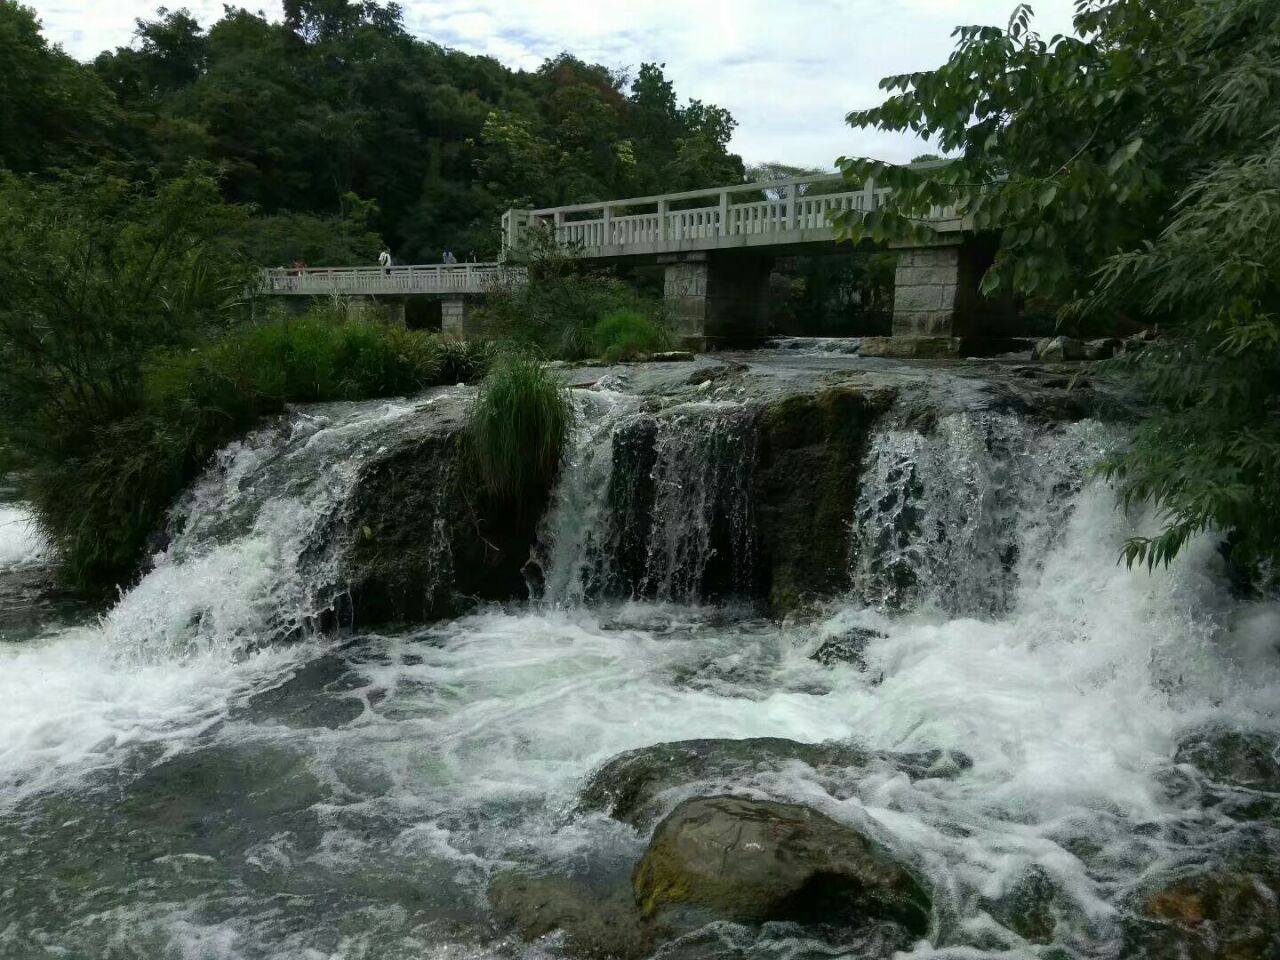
<box><xmin>836</xmin><ymin>0</ymin><xmax>1280</xmax><ymax>569</ymax></box>
<box><xmin>5</xmin><ymin>0</ymin><xmax>743</xmax><ymax>263</ymax></box>
<box><xmin>0</xmin><ymin>1</ymin><xmax>744</xmax><ymax>263</ymax></box>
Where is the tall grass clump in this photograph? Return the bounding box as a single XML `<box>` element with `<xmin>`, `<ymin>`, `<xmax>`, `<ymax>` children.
<box><xmin>465</xmin><ymin>357</ymin><xmax>573</xmax><ymax>511</ymax></box>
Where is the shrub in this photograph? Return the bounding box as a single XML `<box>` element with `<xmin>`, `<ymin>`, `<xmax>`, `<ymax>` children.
<box><xmin>465</xmin><ymin>357</ymin><xmax>573</xmax><ymax>512</ymax></box>
<box><xmin>591</xmin><ymin>308</ymin><xmax>672</xmax><ymax>362</ymax></box>
<box><xmin>16</xmin><ymin>309</ymin><xmax>494</xmax><ymax>592</ymax></box>
<box><xmin>475</xmin><ymin>232</ymin><xmax>667</xmax><ymax>360</ymax></box>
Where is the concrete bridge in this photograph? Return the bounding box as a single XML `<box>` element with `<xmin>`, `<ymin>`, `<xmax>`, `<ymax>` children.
<box><xmin>261</xmin><ymin>165</ymin><xmax>1000</xmax><ymax>348</ymax></box>
<box><xmin>261</xmin><ymin>262</ymin><xmax>522</xmax><ymax>333</ymax></box>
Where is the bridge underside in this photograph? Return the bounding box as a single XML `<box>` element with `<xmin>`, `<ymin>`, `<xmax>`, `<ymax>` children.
<box><xmin>649</xmin><ymin>236</ymin><xmax>1007</xmax><ymax>349</ymax></box>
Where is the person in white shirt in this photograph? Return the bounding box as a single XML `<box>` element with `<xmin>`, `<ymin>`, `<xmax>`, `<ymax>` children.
<box><xmin>378</xmin><ymin>249</ymin><xmax>391</xmax><ymax>274</ymax></box>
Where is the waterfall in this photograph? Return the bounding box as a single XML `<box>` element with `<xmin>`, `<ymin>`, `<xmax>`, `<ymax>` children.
<box><xmin>849</xmin><ymin>412</ymin><xmax>1114</xmax><ymax>616</ymax></box>
<box><xmin>537</xmin><ymin>395</ymin><xmax>757</xmax><ymax>604</ymax></box>
<box><xmin>0</xmin><ymin>394</ymin><xmax>459</xmax><ymax>800</ymax></box>
<box><xmin>104</xmin><ymin>396</ymin><xmax>453</xmax><ymax>659</ymax></box>
<box><xmin>637</xmin><ymin>401</ymin><xmax>757</xmax><ymax>601</ymax></box>
<box><xmin>3</xmin><ymin>375</ymin><xmax>1278</xmax><ymax>960</ymax></box>
<box><xmin>536</xmin><ymin>388</ymin><xmax>640</xmax><ymax>605</ymax></box>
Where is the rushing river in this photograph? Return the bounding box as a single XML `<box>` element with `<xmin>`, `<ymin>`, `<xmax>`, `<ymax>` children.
<box><xmin>0</xmin><ymin>382</ymin><xmax>1276</xmax><ymax>959</ymax></box>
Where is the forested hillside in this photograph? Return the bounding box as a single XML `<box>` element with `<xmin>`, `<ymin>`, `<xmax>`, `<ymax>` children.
<box><xmin>2</xmin><ymin>0</ymin><xmax>744</xmax><ymax>263</ymax></box>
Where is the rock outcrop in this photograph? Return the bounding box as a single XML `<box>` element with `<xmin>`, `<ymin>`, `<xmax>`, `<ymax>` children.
<box><xmin>1173</xmin><ymin>727</ymin><xmax>1280</xmax><ymax>822</ymax></box>
<box><xmin>488</xmin><ymin>869</ymin><xmax>650</xmax><ymax>959</ymax></box>
<box><xmin>338</xmin><ymin>399</ymin><xmax>551</xmax><ymax>626</ymax></box>
<box><xmin>810</xmin><ymin>625</ymin><xmax>885</xmax><ymax>669</ymax></box>
<box><xmin>1032</xmin><ymin>335</ymin><xmax>1086</xmax><ymax>362</ymax></box>
<box><xmin>632</xmin><ymin>795</ymin><xmax>931</xmax><ymax>937</ymax></box>
<box><xmin>752</xmin><ymin>385</ymin><xmax>893</xmax><ymax>612</ymax></box>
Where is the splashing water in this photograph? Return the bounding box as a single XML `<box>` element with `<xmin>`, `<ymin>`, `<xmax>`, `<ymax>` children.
<box><xmin>0</xmin><ymin>389</ymin><xmax>1276</xmax><ymax>959</ymax></box>
<box><xmin>850</xmin><ymin>412</ymin><xmax>1114</xmax><ymax>616</ymax></box>
<box><xmin>0</xmin><ymin>505</ymin><xmax>47</xmax><ymax>570</ymax></box>
<box><xmin>0</xmin><ymin>395</ymin><xmax>454</xmax><ymax>802</ymax></box>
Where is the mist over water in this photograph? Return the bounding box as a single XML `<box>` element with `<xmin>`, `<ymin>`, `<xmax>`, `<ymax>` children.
<box><xmin>0</xmin><ymin>385</ymin><xmax>1276</xmax><ymax>959</ymax></box>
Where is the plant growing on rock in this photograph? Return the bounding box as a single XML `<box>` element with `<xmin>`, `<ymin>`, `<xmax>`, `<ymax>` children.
<box><xmin>478</xmin><ymin>230</ymin><xmax>667</xmax><ymax>360</ymax></box>
<box><xmin>591</xmin><ymin>308</ymin><xmax>672</xmax><ymax>362</ymax></box>
<box><xmin>465</xmin><ymin>357</ymin><xmax>573</xmax><ymax>512</ymax></box>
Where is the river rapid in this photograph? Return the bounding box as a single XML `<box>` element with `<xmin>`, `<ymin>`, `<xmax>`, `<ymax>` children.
<box><xmin>0</xmin><ymin>367</ymin><xmax>1277</xmax><ymax>959</ymax></box>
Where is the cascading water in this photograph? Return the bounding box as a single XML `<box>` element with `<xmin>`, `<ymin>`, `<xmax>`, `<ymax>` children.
<box><xmin>0</xmin><ymin>394</ymin><xmax>455</xmax><ymax>802</ymax></box>
<box><xmin>538</xmin><ymin>396</ymin><xmax>757</xmax><ymax>605</ymax></box>
<box><xmin>0</xmin><ymin>373</ymin><xmax>1277</xmax><ymax>960</ymax></box>
<box><xmin>850</xmin><ymin>412</ymin><xmax>1114</xmax><ymax>616</ymax></box>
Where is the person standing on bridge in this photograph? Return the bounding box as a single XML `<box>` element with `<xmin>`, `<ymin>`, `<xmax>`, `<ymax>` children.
<box><xmin>443</xmin><ymin>249</ymin><xmax>457</xmax><ymax>265</ymax></box>
<box><xmin>378</xmin><ymin>248</ymin><xmax>392</xmax><ymax>275</ymax></box>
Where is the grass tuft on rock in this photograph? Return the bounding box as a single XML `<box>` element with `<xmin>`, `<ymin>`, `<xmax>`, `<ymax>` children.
<box><xmin>592</xmin><ymin>308</ymin><xmax>672</xmax><ymax>362</ymax></box>
<box><xmin>465</xmin><ymin>357</ymin><xmax>573</xmax><ymax>511</ymax></box>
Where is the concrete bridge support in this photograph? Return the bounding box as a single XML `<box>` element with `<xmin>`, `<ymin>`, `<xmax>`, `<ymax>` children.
<box><xmin>441</xmin><ymin>296</ymin><xmax>472</xmax><ymax>336</ymax></box>
<box><xmin>891</xmin><ymin>238</ymin><xmax>998</xmax><ymax>339</ymax></box>
<box><xmin>662</xmin><ymin>253</ymin><xmax>773</xmax><ymax>348</ymax></box>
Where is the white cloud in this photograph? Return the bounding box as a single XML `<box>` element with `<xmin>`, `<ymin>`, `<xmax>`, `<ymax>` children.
<box><xmin>29</xmin><ymin>0</ymin><xmax>1079</xmax><ymax>167</ymax></box>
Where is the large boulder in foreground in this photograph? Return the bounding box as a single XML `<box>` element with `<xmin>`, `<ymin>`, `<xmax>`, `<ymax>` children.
<box><xmin>633</xmin><ymin>795</ymin><xmax>931</xmax><ymax>938</ymax></box>
<box><xmin>579</xmin><ymin>737</ymin><xmax>970</xmax><ymax>829</ymax></box>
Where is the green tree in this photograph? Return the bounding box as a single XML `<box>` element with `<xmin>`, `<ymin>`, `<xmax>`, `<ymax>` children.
<box><xmin>0</xmin><ymin>1</ymin><xmax>119</xmax><ymax>172</ymax></box>
<box><xmin>835</xmin><ymin>0</ymin><xmax>1280</xmax><ymax>568</ymax></box>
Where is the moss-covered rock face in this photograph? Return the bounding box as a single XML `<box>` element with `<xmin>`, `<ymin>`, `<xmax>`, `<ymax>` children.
<box><xmin>579</xmin><ymin>737</ymin><xmax>969</xmax><ymax>829</ymax></box>
<box><xmin>1123</xmin><ymin>862</ymin><xmax>1280</xmax><ymax>959</ymax></box>
<box><xmin>752</xmin><ymin>386</ymin><xmax>894</xmax><ymax>613</ymax></box>
<box><xmin>338</xmin><ymin>405</ymin><xmax>551</xmax><ymax>628</ymax></box>
<box><xmin>632</xmin><ymin>795</ymin><xmax>931</xmax><ymax>940</ymax></box>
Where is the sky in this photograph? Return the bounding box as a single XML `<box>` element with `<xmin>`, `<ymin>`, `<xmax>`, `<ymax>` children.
<box><xmin>29</xmin><ymin>0</ymin><xmax>1080</xmax><ymax>169</ymax></box>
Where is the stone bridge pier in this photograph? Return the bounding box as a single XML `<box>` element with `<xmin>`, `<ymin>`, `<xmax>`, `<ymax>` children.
<box><xmin>890</xmin><ymin>237</ymin><xmax>1000</xmax><ymax>339</ymax></box>
<box><xmin>661</xmin><ymin>252</ymin><xmax>774</xmax><ymax>348</ymax></box>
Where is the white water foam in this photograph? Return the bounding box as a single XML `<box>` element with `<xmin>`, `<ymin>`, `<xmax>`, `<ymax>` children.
<box><xmin>0</xmin><ymin>396</ymin><xmax>451</xmax><ymax>805</ymax></box>
<box><xmin>0</xmin><ymin>504</ymin><xmax>47</xmax><ymax>569</ymax></box>
<box><xmin>1</xmin><ymin>401</ymin><xmax>1277</xmax><ymax>958</ymax></box>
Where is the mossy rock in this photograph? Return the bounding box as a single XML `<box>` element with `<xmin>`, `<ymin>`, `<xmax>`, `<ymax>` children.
<box><xmin>339</xmin><ymin>415</ymin><xmax>550</xmax><ymax>628</ymax></box>
<box><xmin>752</xmin><ymin>385</ymin><xmax>894</xmax><ymax>613</ymax></box>
<box><xmin>488</xmin><ymin>869</ymin><xmax>650</xmax><ymax>959</ymax></box>
<box><xmin>632</xmin><ymin>795</ymin><xmax>931</xmax><ymax>939</ymax></box>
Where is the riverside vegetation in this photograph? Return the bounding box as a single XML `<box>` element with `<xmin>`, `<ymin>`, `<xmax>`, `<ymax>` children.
<box><xmin>0</xmin><ymin>2</ymin><xmax>1278</xmax><ymax>959</ymax></box>
<box><xmin>836</xmin><ymin>0</ymin><xmax>1280</xmax><ymax>572</ymax></box>
<box><xmin>6</xmin><ymin>0</ymin><xmax>1275</xmax><ymax>585</ymax></box>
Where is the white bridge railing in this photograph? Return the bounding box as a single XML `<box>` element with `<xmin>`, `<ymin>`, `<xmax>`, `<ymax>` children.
<box><xmin>261</xmin><ymin>262</ymin><xmax>521</xmax><ymax>296</ymax></box>
<box><xmin>502</xmin><ymin>168</ymin><xmax>962</xmax><ymax>257</ymax></box>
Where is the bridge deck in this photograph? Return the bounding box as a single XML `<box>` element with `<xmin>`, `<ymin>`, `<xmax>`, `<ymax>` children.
<box><xmin>503</xmin><ymin>170</ymin><xmax>964</xmax><ymax>259</ymax></box>
<box><xmin>261</xmin><ymin>262</ymin><xmax>519</xmax><ymax>296</ymax></box>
